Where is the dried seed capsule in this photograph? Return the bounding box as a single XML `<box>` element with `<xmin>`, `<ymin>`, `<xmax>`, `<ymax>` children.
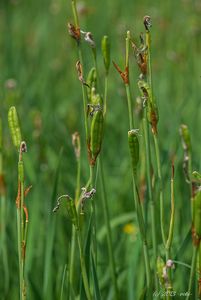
<box><xmin>8</xmin><ymin>106</ymin><xmax>22</xmax><ymax>148</ymax></box>
<box><xmin>128</xmin><ymin>130</ymin><xmax>139</xmax><ymax>175</ymax></box>
<box><xmin>101</xmin><ymin>35</ymin><xmax>110</xmax><ymax>74</ymax></box>
<box><xmin>90</xmin><ymin>110</ymin><xmax>104</xmax><ymax>165</ymax></box>
<box><xmin>193</xmin><ymin>189</ymin><xmax>201</xmax><ymax>238</ymax></box>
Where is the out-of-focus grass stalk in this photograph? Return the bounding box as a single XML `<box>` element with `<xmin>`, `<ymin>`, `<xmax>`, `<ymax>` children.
<box><xmin>0</xmin><ymin>118</ymin><xmax>9</xmax><ymax>294</ymax></box>
<box><xmin>125</xmin><ymin>31</ymin><xmax>151</xmax><ymax>291</ymax></box>
<box><xmin>186</xmin><ymin>246</ymin><xmax>199</xmax><ymax>299</ymax></box>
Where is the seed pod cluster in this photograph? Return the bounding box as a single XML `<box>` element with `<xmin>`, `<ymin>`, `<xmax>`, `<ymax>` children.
<box><xmin>193</xmin><ymin>188</ymin><xmax>201</xmax><ymax>240</ymax></box>
<box><xmin>138</xmin><ymin>80</ymin><xmax>159</xmax><ymax>134</ymax></box>
<box><xmin>8</xmin><ymin>106</ymin><xmax>22</xmax><ymax>149</ymax></box>
<box><xmin>101</xmin><ymin>35</ymin><xmax>110</xmax><ymax>74</ymax></box>
<box><xmin>128</xmin><ymin>130</ymin><xmax>139</xmax><ymax>175</ymax></box>
<box><xmin>89</xmin><ymin>109</ymin><xmax>104</xmax><ymax>166</ymax></box>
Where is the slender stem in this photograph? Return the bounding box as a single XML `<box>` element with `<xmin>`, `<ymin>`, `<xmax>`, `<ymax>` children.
<box><xmin>17</xmin><ymin>207</ymin><xmax>23</xmax><ymax>300</ymax></box>
<box><xmin>153</xmin><ymin>134</ymin><xmax>166</xmax><ymax>246</ymax></box>
<box><xmin>142</xmin><ymin>117</ymin><xmax>158</xmax><ymax>291</ymax></box>
<box><xmin>103</xmin><ymin>75</ymin><xmax>108</xmax><ymax>115</ymax></box>
<box><xmin>60</xmin><ymin>264</ymin><xmax>67</xmax><ymax>300</ymax></box>
<box><xmin>125</xmin><ymin>32</ymin><xmax>151</xmax><ymax>292</ymax></box>
<box><xmin>186</xmin><ymin>245</ymin><xmax>199</xmax><ymax>299</ymax></box>
<box><xmin>78</xmin><ymin>48</ymin><xmax>89</xmax><ymax>141</ymax></box>
<box><xmin>71</xmin><ymin>0</ymin><xmax>79</xmax><ymax>28</ymax></box>
<box><xmin>125</xmin><ymin>84</ymin><xmax>134</xmax><ymax>129</ymax></box>
<box><xmin>77</xmin><ymin>229</ymin><xmax>92</xmax><ymax>300</ymax></box>
<box><xmin>99</xmin><ymin>157</ymin><xmax>119</xmax><ymax>299</ymax></box>
<box><xmin>69</xmin><ymin>155</ymin><xmax>81</xmax><ymax>296</ymax></box>
<box><xmin>145</xmin><ymin>27</ymin><xmax>166</xmax><ymax>248</ymax></box>
<box><xmin>133</xmin><ymin>177</ymin><xmax>151</xmax><ymax>290</ymax></box>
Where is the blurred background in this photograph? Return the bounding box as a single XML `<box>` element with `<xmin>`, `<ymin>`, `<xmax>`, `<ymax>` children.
<box><xmin>0</xmin><ymin>0</ymin><xmax>201</xmax><ymax>299</ymax></box>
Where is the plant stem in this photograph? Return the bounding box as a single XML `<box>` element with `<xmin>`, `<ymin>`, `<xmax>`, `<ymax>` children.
<box><xmin>186</xmin><ymin>245</ymin><xmax>199</xmax><ymax>299</ymax></box>
<box><xmin>125</xmin><ymin>32</ymin><xmax>151</xmax><ymax>292</ymax></box>
<box><xmin>99</xmin><ymin>157</ymin><xmax>119</xmax><ymax>299</ymax></box>
<box><xmin>142</xmin><ymin>116</ymin><xmax>158</xmax><ymax>291</ymax></box>
<box><xmin>153</xmin><ymin>134</ymin><xmax>166</xmax><ymax>246</ymax></box>
<box><xmin>77</xmin><ymin>228</ymin><xmax>92</xmax><ymax>300</ymax></box>
<box><xmin>17</xmin><ymin>207</ymin><xmax>23</xmax><ymax>300</ymax></box>
<box><xmin>71</xmin><ymin>0</ymin><xmax>79</xmax><ymax>28</ymax></box>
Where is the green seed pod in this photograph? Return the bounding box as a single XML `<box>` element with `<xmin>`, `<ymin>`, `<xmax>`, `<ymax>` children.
<box><xmin>90</xmin><ymin>110</ymin><xmax>104</xmax><ymax>165</ymax></box>
<box><xmin>128</xmin><ymin>130</ymin><xmax>139</xmax><ymax>175</ymax></box>
<box><xmin>18</xmin><ymin>161</ymin><xmax>24</xmax><ymax>182</ymax></box>
<box><xmin>179</xmin><ymin>124</ymin><xmax>191</xmax><ymax>152</ymax></box>
<box><xmin>101</xmin><ymin>35</ymin><xmax>110</xmax><ymax>74</ymax></box>
<box><xmin>87</xmin><ymin>67</ymin><xmax>97</xmax><ymax>100</ymax></box>
<box><xmin>91</xmin><ymin>91</ymin><xmax>102</xmax><ymax>106</ymax></box>
<box><xmin>8</xmin><ymin>106</ymin><xmax>22</xmax><ymax>148</ymax></box>
<box><xmin>193</xmin><ymin>189</ymin><xmax>201</xmax><ymax>238</ymax></box>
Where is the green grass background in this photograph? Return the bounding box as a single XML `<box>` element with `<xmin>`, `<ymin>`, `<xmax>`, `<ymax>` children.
<box><xmin>0</xmin><ymin>0</ymin><xmax>201</xmax><ymax>299</ymax></box>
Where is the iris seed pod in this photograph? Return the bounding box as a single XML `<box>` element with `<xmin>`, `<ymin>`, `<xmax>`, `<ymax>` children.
<box><xmin>101</xmin><ymin>35</ymin><xmax>110</xmax><ymax>74</ymax></box>
<box><xmin>87</xmin><ymin>67</ymin><xmax>97</xmax><ymax>97</ymax></box>
<box><xmin>8</xmin><ymin>106</ymin><xmax>22</xmax><ymax>148</ymax></box>
<box><xmin>128</xmin><ymin>130</ymin><xmax>139</xmax><ymax>175</ymax></box>
<box><xmin>90</xmin><ymin>110</ymin><xmax>104</xmax><ymax>165</ymax></box>
<box><xmin>193</xmin><ymin>189</ymin><xmax>201</xmax><ymax>238</ymax></box>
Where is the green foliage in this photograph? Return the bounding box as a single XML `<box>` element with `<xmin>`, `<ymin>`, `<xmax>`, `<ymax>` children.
<box><xmin>0</xmin><ymin>0</ymin><xmax>201</xmax><ymax>299</ymax></box>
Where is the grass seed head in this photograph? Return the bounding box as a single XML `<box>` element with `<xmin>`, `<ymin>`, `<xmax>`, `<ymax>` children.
<box><xmin>8</xmin><ymin>106</ymin><xmax>22</xmax><ymax>149</ymax></box>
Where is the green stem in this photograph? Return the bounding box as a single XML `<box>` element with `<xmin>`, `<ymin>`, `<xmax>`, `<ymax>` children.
<box><xmin>103</xmin><ymin>75</ymin><xmax>108</xmax><ymax>115</ymax></box>
<box><xmin>78</xmin><ymin>48</ymin><xmax>89</xmax><ymax>141</ymax></box>
<box><xmin>125</xmin><ymin>84</ymin><xmax>134</xmax><ymax>129</ymax></box>
<box><xmin>186</xmin><ymin>245</ymin><xmax>199</xmax><ymax>299</ymax></box>
<box><xmin>153</xmin><ymin>134</ymin><xmax>166</xmax><ymax>246</ymax></box>
<box><xmin>69</xmin><ymin>156</ymin><xmax>81</xmax><ymax>297</ymax></box>
<box><xmin>71</xmin><ymin>0</ymin><xmax>79</xmax><ymax>28</ymax></box>
<box><xmin>143</xmin><ymin>117</ymin><xmax>158</xmax><ymax>291</ymax></box>
<box><xmin>17</xmin><ymin>208</ymin><xmax>23</xmax><ymax>300</ymax></box>
<box><xmin>99</xmin><ymin>157</ymin><xmax>119</xmax><ymax>299</ymax></box>
<box><xmin>125</xmin><ymin>33</ymin><xmax>151</xmax><ymax>292</ymax></box>
<box><xmin>77</xmin><ymin>229</ymin><xmax>92</xmax><ymax>300</ymax></box>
